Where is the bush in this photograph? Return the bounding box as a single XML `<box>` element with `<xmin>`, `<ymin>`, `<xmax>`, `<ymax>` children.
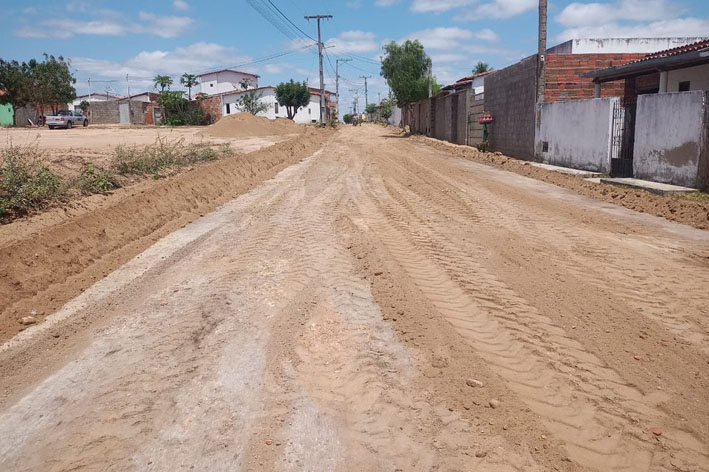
<box><xmin>343</xmin><ymin>113</ymin><xmax>354</xmax><ymax>124</ymax></box>
<box><xmin>113</xmin><ymin>138</ymin><xmax>231</xmax><ymax>175</ymax></box>
<box><xmin>0</xmin><ymin>144</ymin><xmax>66</xmax><ymax>220</ymax></box>
<box><xmin>75</xmin><ymin>163</ymin><xmax>119</xmax><ymax>195</ymax></box>
<box><xmin>476</xmin><ymin>142</ymin><xmax>489</xmax><ymax>153</ymax></box>
<box><xmin>158</xmin><ymin>91</ymin><xmax>204</xmax><ymax>126</ymax></box>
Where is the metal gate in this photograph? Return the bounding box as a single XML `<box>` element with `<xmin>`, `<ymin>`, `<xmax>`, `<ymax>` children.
<box><xmin>451</xmin><ymin>94</ymin><xmax>459</xmax><ymax>144</ymax></box>
<box><xmin>610</xmin><ymin>100</ymin><xmax>636</xmax><ymax>177</ymax></box>
<box><xmin>119</xmin><ymin>102</ymin><xmax>130</xmax><ymax>124</ymax></box>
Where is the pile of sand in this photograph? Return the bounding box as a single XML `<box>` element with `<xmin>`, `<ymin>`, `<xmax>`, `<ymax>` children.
<box><xmin>203</xmin><ymin>113</ymin><xmax>303</xmax><ymax>138</ymax></box>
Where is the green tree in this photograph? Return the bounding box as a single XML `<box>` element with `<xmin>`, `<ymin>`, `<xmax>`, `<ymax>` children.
<box><xmin>27</xmin><ymin>54</ymin><xmax>76</xmax><ymax>115</ymax></box>
<box><xmin>473</xmin><ymin>61</ymin><xmax>492</xmax><ymax>74</ymax></box>
<box><xmin>237</xmin><ymin>93</ymin><xmax>269</xmax><ymax>116</ymax></box>
<box><xmin>154</xmin><ymin>75</ymin><xmax>173</xmax><ymax>92</ymax></box>
<box><xmin>380</xmin><ymin>40</ymin><xmax>435</xmax><ymax>107</ymax></box>
<box><xmin>79</xmin><ymin>100</ymin><xmax>90</xmax><ymax>113</ymax></box>
<box><xmin>157</xmin><ymin>90</ymin><xmax>203</xmax><ymax>126</ymax></box>
<box><xmin>194</xmin><ymin>92</ymin><xmax>209</xmax><ymax>100</ymax></box>
<box><xmin>380</xmin><ymin>99</ymin><xmax>394</xmax><ymax>121</ymax></box>
<box><xmin>0</xmin><ymin>59</ymin><xmax>31</xmax><ymax>126</ymax></box>
<box><xmin>180</xmin><ymin>73</ymin><xmax>198</xmax><ymax>100</ymax></box>
<box><xmin>342</xmin><ymin>113</ymin><xmax>354</xmax><ymax>124</ymax></box>
<box><xmin>275</xmin><ymin>80</ymin><xmax>310</xmax><ymax>120</ymax></box>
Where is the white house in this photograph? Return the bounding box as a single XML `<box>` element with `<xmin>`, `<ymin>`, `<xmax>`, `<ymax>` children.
<box><xmin>69</xmin><ymin>92</ymin><xmax>122</xmax><ymax>110</ymax></box>
<box><xmin>221</xmin><ymin>86</ymin><xmax>334</xmax><ymax>124</ymax></box>
<box><xmin>197</xmin><ymin>69</ymin><xmax>259</xmax><ymax>96</ymax></box>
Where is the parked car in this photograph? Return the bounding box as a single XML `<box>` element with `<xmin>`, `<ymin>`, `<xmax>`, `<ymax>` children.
<box><xmin>46</xmin><ymin>110</ymin><xmax>88</xmax><ymax>129</ymax></box>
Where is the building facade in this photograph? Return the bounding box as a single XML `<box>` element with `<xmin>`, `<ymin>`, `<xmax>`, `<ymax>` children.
<box><xmin>197</xmin><ymin>69</ymin><xmax>259</xmax><ymax>96</ymax></box>
<box><xmin>221</xmin><ymin>86</ymin><xmax>333</xmax><ymax>124</ymax></box>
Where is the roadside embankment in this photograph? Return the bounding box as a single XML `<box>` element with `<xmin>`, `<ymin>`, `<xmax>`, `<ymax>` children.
<box><xmin>0</xmin><ymin>127</ymin><xmax>331</xmax><ymax>343</ymax></box>
<box><xmin>414</xmin><ymin>135</ymin><xmax>709</xmax><ymax>230</ymax></box>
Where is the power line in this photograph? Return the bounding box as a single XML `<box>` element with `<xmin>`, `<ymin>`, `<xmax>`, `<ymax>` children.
<box><xmin>265</xmin><ymin>0</ymin><xmax>315</xmax><ymax>41</ymax></box>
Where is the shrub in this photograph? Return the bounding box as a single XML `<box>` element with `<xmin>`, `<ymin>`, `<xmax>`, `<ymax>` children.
<box><xmin>0</xmin><ymin>144</ymin><xmax>66</xmax><ymax>220</ymax></box>
<box><xmin>476</xmin><ymin>142</ymin><xmax>489</xmax><ymax>152</ymax></box>
<box><xmin>113</xmin><ymin>137</ymin><xmax>231</xmax><ymax>175</ymax></box>
<box><xmin>75</xmin><ymin>163</ymin><xmax>119</xmax><ymax>195</ymax></box>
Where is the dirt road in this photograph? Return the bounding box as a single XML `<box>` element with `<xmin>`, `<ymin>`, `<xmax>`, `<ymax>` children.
<box><xmin>1</xmin><ymin>125</ymin><xmax>708</xmax><ymax>471</ymax></box>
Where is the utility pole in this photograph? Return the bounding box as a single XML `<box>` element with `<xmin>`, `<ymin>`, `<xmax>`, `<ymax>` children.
<box><xmin>537</xmin><ymin>0</ymin><xmax>547</xmax><ymax>104</ymax></box>
<box><xmin>305</xmin><ymin>14</ymin><xmax>333</xmax><ymax>125</ymax></box>
<box><xmin>360</xmin><ymin>75</ymin><xmax>371</xmax><ymax>107</ymax></box>
<box><xmin>336</xmin><ymin>58</ymin><xmax>351</xmax><ymax>121</ymax></box>
<box><xmin>126</xmin><ymin>74</ymin><xmax>131</xmax><ymax>99</ymax></box>
<box><xmin>427</xmin><ymin>58</ymin><xmax>433</xmax><ymax>98</ymax></box>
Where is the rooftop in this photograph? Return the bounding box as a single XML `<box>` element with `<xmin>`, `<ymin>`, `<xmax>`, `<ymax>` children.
<box><xmin>582</xmin><ymin>38</ymin><xmax>709</xmax><ymax>83</ymax></box>
<box><xmin>196</xmin><ymin>68</ymin><xmax>260</xmax><ymax>78</ymax></box>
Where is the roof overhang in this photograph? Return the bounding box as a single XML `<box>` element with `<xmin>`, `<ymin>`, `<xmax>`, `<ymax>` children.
<box><xmin>582</xmin><ymin>50</ymin><xmax>709</xmax><ymax>83</ymax></box>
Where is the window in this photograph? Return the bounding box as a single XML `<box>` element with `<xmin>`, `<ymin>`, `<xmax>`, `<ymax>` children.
<box><xmin>226</xmin><ymin>103</ymin><xmax>231</xmax><ymax>114</ymax></box>
<box><xmin>210</xmin><ymin>83</ymin><xmax>214</xmax><ymax>87</ymax></box>
<box><xmin>275</xmin><ymin>103</ymin><xmax>279</xmax><ymax>114</ymax></box>
<box><xmin>679</xmin><ymin>81</ymin><xmax>690</xmax><ymax>92</ymax></box>
<box><xmin>308</xmin><ymin>108</ymin><xmax>311</xmax><ymax>115</ymax></box>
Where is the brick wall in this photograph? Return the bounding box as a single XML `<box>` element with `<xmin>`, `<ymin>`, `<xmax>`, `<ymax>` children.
<box><xmin>198</xmin><ymin>96</ymin><xmax>221</xmax><ymax>124</ymax></box>
<box><xmin>545</xmin><ymin>53</ymin><xmax>645</xmax><ymax>102</ymax></box>
<box><xmin>485</xmin><ymin>54</ymin><xmax>538</xmax><ymax>160</ymax></box>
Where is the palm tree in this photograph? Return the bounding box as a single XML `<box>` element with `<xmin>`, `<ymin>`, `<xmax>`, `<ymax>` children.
<box><xmin>154</xmin><ymin>75</ymin><xmax>173</xmax><ymax>93</ymax></box>
<box><xmin>473</xmin><ymin>61</ymin><xmax>492</xmax><ymax>74</ymax></box>
<box><xmin>180</xmin><ymin>73</ymin><xmax>199</xmax><ymax>100</ymax></box>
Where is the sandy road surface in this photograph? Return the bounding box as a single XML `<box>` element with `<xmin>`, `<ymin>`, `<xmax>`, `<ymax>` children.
<box><xmin>1</xmin><ymin>125</ymin><xmax>708</xmax><ymax>471</ymax></box>
<box><xmin>0</xmin><ymin>125</ymin><xmax>291</xmax><ymax>177</ymax></box>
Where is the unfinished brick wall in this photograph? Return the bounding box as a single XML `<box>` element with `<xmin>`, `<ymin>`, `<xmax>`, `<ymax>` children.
<box><xmin>198</xmin><ymin>96</ymin><xmax>221</xmax><ymax>124</ymax></box>
<box><xmin>545</xmin><ymin>53</ymin><xmax>645</xmax><ymax>102</ymax></box>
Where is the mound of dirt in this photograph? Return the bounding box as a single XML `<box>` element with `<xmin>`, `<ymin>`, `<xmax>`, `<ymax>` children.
<box><xmin>203</xmin><ymin>113</ymin><xmax>304</xmax><ymax>138</ymax></box>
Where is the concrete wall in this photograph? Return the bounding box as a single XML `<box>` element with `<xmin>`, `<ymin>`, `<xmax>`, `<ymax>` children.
<box><xmin>535</xmin><ymin>97</ymin><xmax>618</xmax><ymax>173</ymax></box>
<box><xmin>548</xmin><ymin>38</ymin><xmax>707</xmax><ymax>54</ymax></box>
<box><xmin>404</xmin><ymin>90</ymin><xmax>469</xmax><ymax>145</ymax></box>
<box><xmin>668</xmin><ymin>64</ymin><xmax>709</xmax><ymax>92</ymax></box>
<box><xmin>89</xmin><ymin>100</ymin><xmax>145</xmax><ymax>124</ymax></box>
<box><xmin>633</xmin><ymin>91</ymin><xmax>708</xmax><ymax>189</ymax></box>
<box><xmin>485</xmin><ymin>54</ymin><xmax>537</xmax><ymax>160</ymax></box>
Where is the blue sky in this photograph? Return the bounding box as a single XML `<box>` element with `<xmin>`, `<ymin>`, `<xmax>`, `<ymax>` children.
<box><xmin>1</xmin><ymin>0</ymin><xmax>707</xmax><ymax>113</ymax></box>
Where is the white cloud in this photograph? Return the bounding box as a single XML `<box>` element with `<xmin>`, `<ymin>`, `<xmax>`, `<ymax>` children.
<box><xmin>470</xmin><ymin>0</ymin><xmax>536</xmax><ymax>19</ymax></box>
<box><xmin>405</xmin><ymin>27</ymin><xmax>474</xmax><ymax>49</ymax></box>
<box><xmin>556</xmin><ymin>0</ymin><xmax>679</xmax><ymax>27</ymax></box>
<box><xmin>557</xmin><ymin>17</ymin><xmax>709</xmax><ymax>41</ymax></box>
<box><xmin>71</xmin><ymin>42</ymin><xmax>251</xmax><ymax>92</ymax></box>
<box><xmin>474</xmin><ymin>28</ymin><xmax>499</xmax><ymax>41</ymax></box>
<box><xmin>137</xmin><ymin>12</ymin><xmax>193</xmax><ymax>38</ymax></box>
<box><xmin>326</xmin><ymin>31</ymin><xmax>380</xmax><ymax>54</ymax></box>
<box><xmin>15</xmin><ymin>10</ymin><xmax>193</xmax><ymax>39</ymax></box>
<box><xmin>173</xmin><ymin>0</ymin><xmax>189</xmax><ymax>11</ymax></box>
<box><xmin>411</xmin><ymin>0</ymin><xmax>477</xmax><ymax>13</ymax></box>
<box><xmin>376</xmin><ymin>0</ymin><xmax>398</xmax><ymax>6</ymax></box>
<box><xmin>23</xmin><ymin>7</ymin><xmax>38</xmax><ymax>15</ymax></box>
<box><xmin>554</xmin><ymin>0</ymin><xmax>707</xmax><ymax>42</ymax></box>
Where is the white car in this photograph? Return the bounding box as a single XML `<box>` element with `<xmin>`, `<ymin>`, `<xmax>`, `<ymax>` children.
<box><xmin>46</xmin><ymin>110</ymin><xmax>88</xmax><ymax>129</ymax></box>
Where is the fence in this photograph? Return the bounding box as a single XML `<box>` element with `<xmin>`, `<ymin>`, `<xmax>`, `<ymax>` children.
<box><xmin>633</xmin><ymin>91</ymin><xmax>708</xmax><ymax>189</ymax></box>
<box><xmin>404</xmin><ymin>89</ymin><xmax>483</xmax><ymax>146</ymax></box>
<box><xmin>535</xmin><ymin>97</ymin><xmax>619</xmax><ymax>173</ymax></box>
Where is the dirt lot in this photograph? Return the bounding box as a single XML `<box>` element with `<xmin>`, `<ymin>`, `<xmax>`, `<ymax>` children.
<box><xmin>0</xmin><ymin>124</ymin><xmax>295</xmax><ymax>178</ymax></box>
<box><xmin>0</xmin><ymin>125</ymin><xmax>708</xmax><ymax>471</ymax></box>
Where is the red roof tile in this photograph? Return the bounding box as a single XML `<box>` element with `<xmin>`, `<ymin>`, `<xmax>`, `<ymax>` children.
<box><xmin>634</xmin><ymin>38</ymin><xmax>709</xmax><ymax>63</ymax></box>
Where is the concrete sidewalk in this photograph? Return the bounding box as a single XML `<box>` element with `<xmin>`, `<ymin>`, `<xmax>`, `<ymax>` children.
<box><xmin>600</xmin><ymin>177</ymin><xmax>697</xmax><ymax>195</ymax></box>
<box><xmin>529</xmin><ymin>162</ymin><xmax>605</xmax><ymax>178</ymax></box>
